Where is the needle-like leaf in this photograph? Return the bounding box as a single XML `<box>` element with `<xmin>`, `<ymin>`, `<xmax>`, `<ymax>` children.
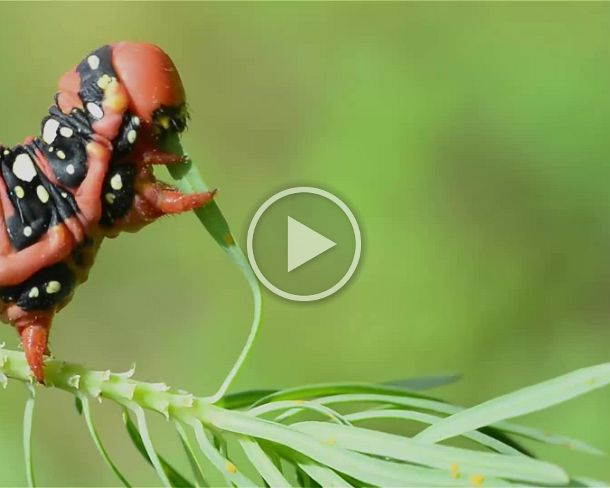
<box><xmin>23</xmin><ymin>384</ymin><xmax>36</xmax><ymax>488</ymax></box>
<box><xmin>79</xmin><ymin>394</ymin><xmax>131</xmax><ymax>487</ymax></box>
<box><xmin>165</xmin><ymin>145</ymin><xmax>263</xmax><ymax>404</ymax></box>
<box><xmin>123</xmin><ymin>409</ymin><xmax>193</xmax><ymax>487</ymax></box>
<box><xmin>416</xmin><ymin>363</ymin><xmax>610</xmax><ymax>444</ymax></box>
<box><xmin>174</xmin><ymin>420</ymin><xmax>209</xmax><ymax>488</ymax></box>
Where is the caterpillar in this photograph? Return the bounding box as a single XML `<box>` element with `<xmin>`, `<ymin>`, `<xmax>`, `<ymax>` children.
<box><xmin>0</xmin><ymin>43</ymin><xmax>215</xmax><ymax>382</ymax></box>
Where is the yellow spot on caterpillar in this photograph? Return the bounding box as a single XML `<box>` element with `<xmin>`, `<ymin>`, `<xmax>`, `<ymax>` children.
<box><xmin>450</xmin><ymin>463</ymin><xmax>461</xmax><ymax>479</ymax></box>
<box><xmin>105</xmin><ymin>79</ymin><xmax>128</xmax><ymax>112</ymax></box>
<box><xmin>46</xmin><ymin>281</ymin><xmax>61</xmax><ymax>294</ymax></box>
<box><xmin>15</xmin><ymin>186</ymin><xmax>24</xmax><ymax>199</ymax></box>
<box><xmin>56</xmin><ymin>150</ymin><xmax>66</xmax><ymax>160</ymax></box>
<box><xmin>225</xmin><ymin>462</ymin><xmax>237</xmax><ymax>474</ymax></box>
<box><xmin>87</xmin><ymin>142</ymin><xmax>106</xmax><ymax>159</ymax></box>
<box><xmin>96</xmin><ymin>74</ymin><xmax>112</xmax><ymax>90</ymax></box>
<box><xmin>28</xmin><ymin>287</ymin><xmax>39</xmax><ymax>298</ymax></box>
<box><xmin>470</xmin><ymin>474</ymin><xmax>485</xmax><ymax>486</ymax></box>
<box><xmin>105</xmin><ymin>193</ymin><xmax>116</xmax><ymax>204</ymax></box>
<box><xmin>325</xmin><ymin>438</ymin><xmax>336</xmax><ymax>446</ymax></box>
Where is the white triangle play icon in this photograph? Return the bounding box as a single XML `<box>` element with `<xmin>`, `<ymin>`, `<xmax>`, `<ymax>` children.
<box><xmin>287</xmin><ymin>216</ymin><xmax>336</xmax><ymax>272</ymax></box>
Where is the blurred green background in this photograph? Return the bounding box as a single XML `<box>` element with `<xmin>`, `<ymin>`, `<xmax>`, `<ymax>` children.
<box><xmin>0</xmin><ymin>2</ymin><xmax>609</xmax><ymax>485</ymax></box>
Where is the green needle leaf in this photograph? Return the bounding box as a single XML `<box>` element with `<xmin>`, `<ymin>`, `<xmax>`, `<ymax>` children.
<box><xmin>570</xmin><ymin>476</ymin><xmax>610</xmax><ymax>487</ymax></box>
<box><xmin>123</xmin><ymin>409</ymin><xmax>193</xmax><ymax>487</ymax></box>
<box><xmin>198</xmin><ymin>405</ymin><xmax>510</xmax><ymax>487</ymax></box>
<box><xmin>23</xmin><ymin>384</ymin><xmax>36</xmax><ymax>488</ymax></box>
<box><xmin>78</xmin><ymin>394</ymin><xmax>131</xmax><ymax>487</ymax></box>
<box><xmin>345</xmin><ymin>410</ymin><xmax>523</xmax><ymax>456</ymax></box>
<box><xmin>249</xmin><ymin>400</ymin><xmax>351</xmax><ymax>425</ymax></box>
<box><xmin>166</xmin><ymin>143</ymin><xmax>263</xmax><ymax>404</ymax></box>
<box><xmin>293</xmin><ymin>421</ymin><xmax>568</xmax><ymax>484</ymax></box>
<box><xmin>190</xmin><ymin>420</ymin><xmax>255</xmax><ymax>487</ymax></box>
<box><xmin>307</xmin><ymin>393</ymin><xmax>601</xmax><ymax>455</ymax></box>
<box><xmin>174</xmin><ymin>421</ymin><xmax>209</xmax><ymax>488</ymax></box>
<box><xmin>128</xmin><ymin>407</ymin><xmax>171</xmax><ymax>487</ymax></box>
<box><xmin>239</xmin><ymin>437</ymin><xmax>293</xmax><ymax>487</ymax></box>
<box><xmin>250</xmin><ymin>382</ymin><xmax>434</xmax><ymax>408</ymax></box>
<box><xmin>217</xmin><ymin>390</ymin><xmax>277</xmax><ymax>409</ymax></box>
<box><xmin>297</xmin><ymin>461</ymin><xmax>352</xmax><ymax>488</ymax></box>
<box><xmin>415</xmin><ymin>362</ymin><xmax>610</xmax><ymax>444</ymax></box>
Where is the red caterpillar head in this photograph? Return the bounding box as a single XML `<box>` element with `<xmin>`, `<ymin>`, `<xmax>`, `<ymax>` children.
<box><xmin>58</xmin><ymin>42</ymin><xmax>188</xmax><ymax>150</ymax></box>
<box><xmin>112</xmin><ymin>43</ymin><xmax>186</xmax><ymax>122</ymax></box>
<box><xmin>55</xmin><ymin>42</ymin><xmax>210</xmax><ymax>234</ymax></box>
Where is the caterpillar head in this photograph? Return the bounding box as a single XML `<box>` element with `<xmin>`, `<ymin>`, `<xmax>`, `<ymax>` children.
<box><xmin>56</xmin><ymin>42</ymin><xmax>188</xmax><ymax>144</ymax></box>
<box><xmin>112</xmin><ymin>42</ymin><xmax>189</xmax><ymax>139</ymax></box>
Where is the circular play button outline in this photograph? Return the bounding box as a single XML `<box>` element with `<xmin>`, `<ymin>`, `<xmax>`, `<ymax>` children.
<box><xmin>246</xmin><ymin>186</ymin><xmax>362</xmax><ymax>302</ymax></box>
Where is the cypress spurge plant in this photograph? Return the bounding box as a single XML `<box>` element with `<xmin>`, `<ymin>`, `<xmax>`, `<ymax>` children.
<box><xmin>2</xmin><ymin>151</ymin><xmax>609</xmax><ymax>487</ymax></box>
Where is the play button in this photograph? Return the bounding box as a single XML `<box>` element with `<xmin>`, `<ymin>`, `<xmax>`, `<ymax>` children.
<box><xmin>247</xmin><ymin>187</ymin><xmax>362</xmax><ymax>302</ymax></box>
<box><xmin>287</xmin><ymin>217</ymin><xmax>336</xmax><ymax>272</ymax></box>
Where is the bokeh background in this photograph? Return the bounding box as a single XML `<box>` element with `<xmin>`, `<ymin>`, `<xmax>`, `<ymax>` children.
<box><xmin>0</xmin><ymin>2</ymin><xmax>609</xmax><ymax>485</ymax></box>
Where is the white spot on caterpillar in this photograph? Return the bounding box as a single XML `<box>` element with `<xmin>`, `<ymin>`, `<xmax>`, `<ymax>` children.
<box><xmin>66</xmin><ymin>164</ymin><xmax>75</xmax><ymax>175</ymax></box>
<box><xmin>59</xmin><ymin>127</ymin><xmax>73</xmax><ymax>138</ymax></box>
<box><xmin>86</xmin><ymin>102</ymin><xmax>103</xmax><ymax>119</ymax></box>
<box><xmin>87</xmin><ymin>54</ymin><xmax>100</xmax><ymax>70</ymax></box>
<box><xmin>56</xmin><ymin>150</ymin><xmax>66</xmax><ymax>160</ymax></box>
<box><xmin>12</xmin><ymin>153</ymin><xmax>37</xmax><ymax>182</ymax></box>
<box><xmin>28</xmin><ymin>287</ymin><xmax>39</xmax><ymax>298</ymax></box>
<box><xmin>14</xmin><ymin>186</ymin><xmax>24</xmax><ymax>199</ymax></box>
<box><xmin>36</xmin><ymin>185</ymin><xmax>49</xmax><ymax>203</ymax></box>
<box><xmin>61</xmin><ymin>192</ymin><xmax>68</xmax><ymax>198</ymax></box>
<box><xmin>46</xmin><ymin>281</ymin><xmax>61</xmax><ymax>294</ymax></box>
<box><xmin>23</xmin><ymin>226</ymin><xmax>32</xmax><ymax>237</ymax></box>
<box><xmin>127</xmin><ymin>129</ymin><xmax>137</xmax><ymax>144</ymax></box>
<box><xmin>132</xmin><ymin>116</ymin><xmax>140</xmax><ymax>127</ymax></box>
<box><xmin>105</xmin><ymin>193</ymin><xmax>116</xmax><ymax>204</ymax></box>
<box><xmin>3</xmin><ymin>149</ymin><xmax>9</xmax><ymax>156</ymax></box>
<box><xmin>110</xmin><ymin>174</ymin><xmax>123</xmax><ymax>190</ymax></box>
<box><xmin>42</xmin><ymin>119</ymin><xmax>60</xmax><ymax>144</ymax></box>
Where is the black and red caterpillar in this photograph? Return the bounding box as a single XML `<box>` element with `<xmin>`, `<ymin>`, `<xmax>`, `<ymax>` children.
<box><xmin>0</xmin><ymin>43</ymin><xmax>215</xmax><ymax>382</ymax></box>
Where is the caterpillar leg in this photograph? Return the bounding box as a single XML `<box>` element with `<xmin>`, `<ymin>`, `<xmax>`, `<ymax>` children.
<box><xmin>141</xmin><ymin>148</ymin><xmax>186</xmax><ymax>166</ymax></box>
<box><xmin>113</xmin><ymin>179</ymin><xmax>215</xmax><ymax>234</ymax></box>
<box><xmin>15</xmin><ymin>311</ymin><xmax>53</xmax><ymax>383</ymax></box>
<box><xmin>140</xmin><ymin>181</ymin><xmax>216</xmax><ymax>214</ymax></box>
